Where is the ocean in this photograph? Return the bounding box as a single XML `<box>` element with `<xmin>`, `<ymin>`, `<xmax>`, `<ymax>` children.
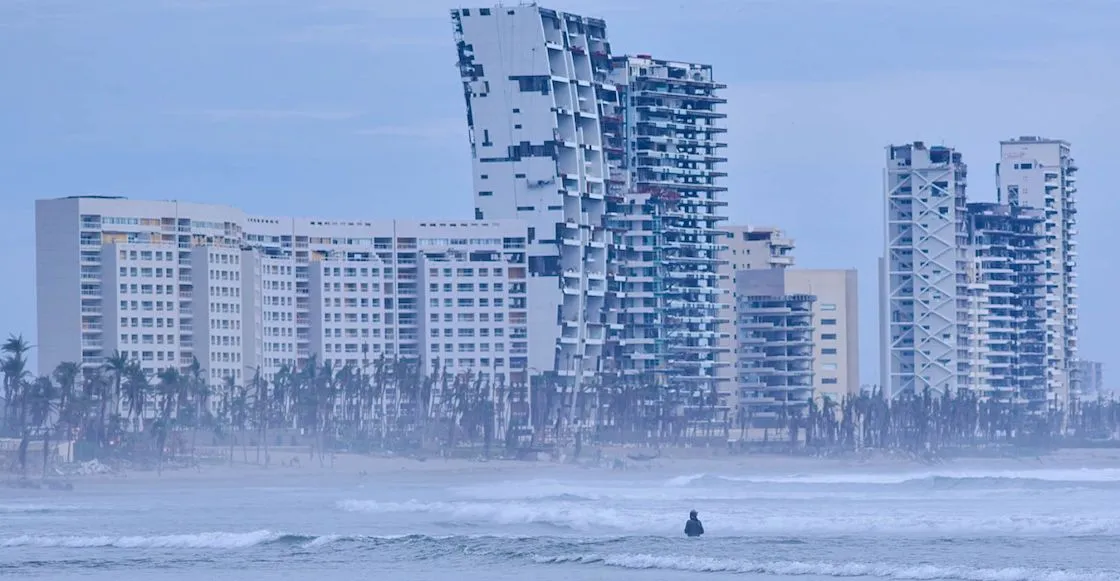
<box><xmin>3</xmin><ymin>460</ymin><xmax>1119</xmax><ymax>580</ymax></box>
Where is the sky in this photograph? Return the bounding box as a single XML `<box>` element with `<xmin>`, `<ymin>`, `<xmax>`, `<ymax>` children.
<box><xmin>1</xmin><ymin>0</ymin><xmax>1117</xmax><ymax>383</ymax></box>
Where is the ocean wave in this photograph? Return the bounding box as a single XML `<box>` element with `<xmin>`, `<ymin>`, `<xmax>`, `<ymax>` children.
<box><xmin>532</xmin><ymin>553</ymin><xmax>1113</xmax><ymax>581</ymax></box>
<box><xmin>0</xmin><ymin>531</ymin><xmax>531</xmax><ymax>552</ymax></box>
<box><xmin>0</xmin><ymin>531</ymin><xmax>287</xmax><ymax>549</ymax></box>
<box><xmin>335</xmin><ymin>498</ymin><xmax>1120</xmax><ymax>537</ymax></box>
<box><xmin>665</xmin><ymin>468</ymin><xmax>1120</xmax><ymax>488</ymax></box>
<box><xmin>337</xmin><ymin>499</ymin><xmax>635</xmax><ymax>532</ymax></box>
<box><xmin>456</xmin><ymin>470</ymin><xmax>1120</xmax><ymax>504</ymax></box>
<box><xmin>0</xmin><ymin>504</ymin><xmax>83</xmax><ymax>515</ymax></box>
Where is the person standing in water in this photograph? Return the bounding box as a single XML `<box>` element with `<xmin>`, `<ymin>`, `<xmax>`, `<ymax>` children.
<box><xmin>684</xmin><ymin>510</ymin><xmax>704</xmax><ymax>537</ymax></box>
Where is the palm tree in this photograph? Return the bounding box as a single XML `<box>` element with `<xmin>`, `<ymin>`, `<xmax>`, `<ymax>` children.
<box><xmin>51</xmin><ymin>362</ymin><xmax>80</xmax><ymax>465</ymax></box>
<box><xmin>221</xmin><ymin>375</ymin><xmax>250</xmax><ymax>465</ymax></box>
<box><xmin>271</xmin><ymin>364</ymin><xmax>294</xmax><ymax>430</ymax></box>
<box><xmin>2</xmin><ymin>334</ymin><xmax>32</xmax><ymax>435</ymax></box>
<box><xmin>102</xmin><ymin>350</ymin><xmax>130</xmax><ymax>446</ymax></box>
<box><xmin>121</xmin><ymin>363</ymin><xmax>150</xmax><ymax>432</ymax></box>
<box><xmin>22</xmin><ymin>376</ymin><xmax>57</xmax><ymax>477</ymax></box>
<box><xmin>153</xmin><ymin>367</ymin><xmax>185</xmax><ymax>473</ymax></box>
<box><xmin>248</xmin><ymin>367</ymin><xmax>270</xmax><ymax>465</ymax></box>
<box><xmin>183</xmin><ymin>357</ymin><xmax>208</xmax><ymax>457</ymax></box>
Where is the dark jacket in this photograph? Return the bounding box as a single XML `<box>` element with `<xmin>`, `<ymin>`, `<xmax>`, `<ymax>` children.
<box><xmin>685</xmin><ymin>517</ymin><xmax>704</xmax><ymax>537</ymax></box>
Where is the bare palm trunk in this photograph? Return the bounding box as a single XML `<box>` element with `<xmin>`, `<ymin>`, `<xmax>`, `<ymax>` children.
<box><xmin>41</xmin><ymin>426</ymin><xmax>52</xmax><ymax>479</ymax></box>
<box><xmin>17</xmin><ymin>428</ymin><xmax>31</xmax><ymax>477</ymax></box>
<box><xmin>98</xmin><ymin>397</ymin><xmax>109</xmax><ymax>452</ymax></box>
<box><xmin>190</xmin><ymin>405</ymin><xmax>199</xmax><ymax>461</ymax></box>
<box><xmin>380</xmin><ymin>393</ymin><xmax>388</xmax><ymax>448</ymax></box>
<box><xmin>156</xmin><ymin>431</ymin><xmax>167</xmax><ymax>476</ymax></box>
<box><xmin>393</xmin><ymin>385</ymin><xmax>404</xmax><ymax>443</ymax></box>
<box><xmin>261</xmin><ymin>423</ymin><xmax>269</xmax><ymax>467</ymax></box>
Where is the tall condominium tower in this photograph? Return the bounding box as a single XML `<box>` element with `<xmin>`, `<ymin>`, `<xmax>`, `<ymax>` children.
<box><xmin>604</xmin><ymin>55</ymin><xmax>729</xmax><ymax>414</ymax></box>
<box><xmin>451</xmin><ymin>5</ymin><xmax>614</xmax><ymax>394</ymax></box>
<box><xmin>881</xmin><ymin>142</ymin><xmax>971</xmax><ymax>396</ymax></box>
<box><xmin>966</xmin><ymin>203</ymin><xmax>1047</xmax><ymax>410</ymax></box>
<box><xmin>996</xmin><ymin>137</ymin><xmax>1079</xmax><ymax>407</ymax></box>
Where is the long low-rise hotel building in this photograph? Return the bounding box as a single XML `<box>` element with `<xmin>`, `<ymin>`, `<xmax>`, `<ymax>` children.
<box><xmin>35</xmin><ymin>196</ymin><xmax>531</xmax><ymax>388</ymax></box>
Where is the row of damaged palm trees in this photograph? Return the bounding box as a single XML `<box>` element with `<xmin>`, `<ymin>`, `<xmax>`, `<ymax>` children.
<box><xmin>1</xmin><ymin>336</ymin><xmax>214</xmax><ymax>475</ymax></box>
<box><xmin>263</xmin><ymin>354</ymin><xmax>518</xmax><ymax>457</ymax></box>
<box><xmin>783</xmin><ymin>386</ymin><xmax>1120</xmax><ymax>453</ymax></box>
<box><xmin>1</xmin><ymin>334</ymin><xmax>533</xmax><ymax>468</ymax></box>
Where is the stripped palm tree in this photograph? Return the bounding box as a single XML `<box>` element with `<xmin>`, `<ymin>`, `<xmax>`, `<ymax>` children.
<box><xmin>51</xmin><ymin>362</ymin><xmax>81</xmax><ymax>466</ymax></box>
<box><xmin>121</xmin><ymin>363</ymin><xmax>150</xmax><ymax>433</ymax></box>
<box><xmin>153</xmin><ymin>367</ymin><xmax>185</xmax><ymax>473</ymax></box>
<box><xmin>101</xmin><ymin>351</ymin><xmax>129</xmax><ymax>447</ymax></box>
<box><xmin>247</xmin><ymin>368</ymin><xmax>270</xmax><ymax>465</ymax></box>
<box><xmin>1</xmin><ymin>334</ymin><xmax>32</xmax><ymax>435</ymax></box>
<box><xmin>183</xmin><ymin>357</ymin><xmax>208</xmax><ymax>458</ymax></box>
<box><xmin>22</xmin><ymin>376</ymin><xmax>57</xmax><ymax>477</ymax></box>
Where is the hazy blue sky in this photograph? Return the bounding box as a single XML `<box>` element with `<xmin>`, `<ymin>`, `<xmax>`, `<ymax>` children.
<box><xmin>2</xmin><ymin>0</ymin><xmax>1117</xmax><ymax>381</ymax></box>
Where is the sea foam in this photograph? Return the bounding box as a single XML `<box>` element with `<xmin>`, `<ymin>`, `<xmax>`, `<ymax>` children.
<box><xmin>0</xmin><ymin>530</ymin><xmax>284</xmax><ymax>549</ymax></box>
<box><xmin>532</xmin><ymin>553</ymin><xmax>1113</xmax><ymax>581</ymax></box>
<box><xmin>336</xmin><ymin>498</ymin><xmax>1120</xmax><ymax>537</ymax></box>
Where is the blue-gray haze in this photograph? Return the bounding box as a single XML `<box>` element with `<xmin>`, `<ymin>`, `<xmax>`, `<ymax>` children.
<box><xmin>1</xmin><ymin>0</ymin><xmax>1117</xmax><ymax>379</ymax></box>
<box><xmin>4</xmin><ymin>465</ymin><xmax>1120</xmax><ymax>580</ymax></box>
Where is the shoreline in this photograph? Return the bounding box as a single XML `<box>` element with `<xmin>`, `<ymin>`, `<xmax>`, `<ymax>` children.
<box><xmin>7</xmin><ymin>446</ymin><xmax>1120</xmax><ymax>490</ymax></box>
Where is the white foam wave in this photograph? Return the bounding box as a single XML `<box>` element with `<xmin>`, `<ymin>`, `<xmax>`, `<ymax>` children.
<box><xmin>337</xmin><ymin>498</ymin><xmax>1120</xmax><ymax>537</ymax></box>
<box><xmin>533</xmin><ymin>553</ymin><xmax>1112</xmax><ymax>581</ymax></box>
<box><xmin>337</xmin><ymin>499</ymin><xmax>635</xmax><ymax>532</ymax></box>
<box><xmin>451</xmin><ymin>469</ymin><xmax>1120</xmax><ymax>505</ymax></box>
<box><xmin>0</xmin><ymin>530</ymin><xmax>282</xmax><ymax>549</ymax></box>
<box><xmin>0</xmin><ymin>504</ymin><xmax>81</xmax><ymax>515</ymax></box>
<box><xmin>664</xmin><ymin>468</ymin><xmax>1120</xmax><ymax>487</ymax></box>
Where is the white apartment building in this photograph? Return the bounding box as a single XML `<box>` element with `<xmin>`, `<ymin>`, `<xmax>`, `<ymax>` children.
<box><xmin>723</xmin><ymin>226</ymin><xmax>795</xmax><ymax>272</ymax></box>
<box><xmin>996</xmin><ymin>137</ymin><xmax>1079</xmax><ymax>407</ymax></box>
<box><xmin>35</xmin><ymin>197</ymin><xmax>530</xmax><ymax>391</ymax></box>
<box><xmin>881</xmin><ymin>142</ymin><xmax>971</xmax><ymax>397</ymax></box>
<box><xmin>307</xmin><ymin>258</ymin><xmax>393</xmax><ymax>371</ymax></box>
<box><xmin>717</xmin><ymin>226</ymin><xmax>795</xmax><ymax>405</ymax></box>
<box><xmin>249</xmin><ymin>253</ymin><xmax>296</xmax><ymax>375</ymax></box>
<box><xmin>419</xmin><ymin>252</ymin><xmax>529</xmax><ymax>382</ymax></box>
<box><xmin>783</xmin><ymin>269</ymin><xmax>860</xmax><ymax>402</ymax></box>
<box><xmin>101</xmin><ymin>244</ymin><xmax>189</xmax><ymax>378</ymax></box>
<box><xmin>734</xmin><ymin>270</ymin><xmax>816</xmax><ymax>431</ymax></box>
<box><xmin>452</xmin><ymin>5</ymin><xmax>612</xmax><ymax>392</ymax></box>
<box><xmin>193</xmin><ymin>247</ymin><xmax>250</xmax><ymax>385</ymax></box>
<box><xmin>733</xmin><ymin>268</ymin><xmax>858</xmax><ymax>405</ymax></box>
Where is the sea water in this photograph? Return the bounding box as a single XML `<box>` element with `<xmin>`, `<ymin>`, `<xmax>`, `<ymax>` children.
<box><xmin>2</xmin><ymin>462</ymin><xmax>1119</xmax><ymax>580</ymax></box>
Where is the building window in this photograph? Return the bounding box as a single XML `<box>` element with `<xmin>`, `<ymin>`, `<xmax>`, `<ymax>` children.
<box><xmin>820</xmin><ymin>303</ymin><xmax>837</xmax><ymax>311</ymax></box>
<box><xmin>821</xmin><ymin>318</ymin><xmax>837</xmax><ymax>325</ymax></box>
<box><xmin>821</xmin><ymin>363</ymin><xmax>838</xmax><ymax>371</ymax></box>
<box><xmin>821</xmin><ymin>333</ymin><xmax>837</xmax><ymax>340</ymax></box>
<box><xmin>821</xmin><ymin>378</ymin><xmax>839</xmax><ymax>385</ymax></box>
<box><xmin>822</xmin><ymin>348</ymin><xmax>838</xmax><ymax>355</ymax></box>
